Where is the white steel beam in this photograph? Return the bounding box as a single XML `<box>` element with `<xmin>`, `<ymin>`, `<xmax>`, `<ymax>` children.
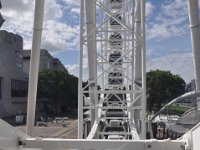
<box><xmin>141</xmin><ymin>0</ymin><xmax>147</xmax><ymax>139</ymax></box>
<box><xmin>0</xmin><ymin>119</ymin><xmax>188</xmax><ymax>150</ymax></box>
<box><xmin>95</xmin><ymin>0</ymin><xmax>132</xmax><ymax>30</ymax></box>
<box><xmin>85</xmin><ymin>0</ymin><xmax>97</xmax><ymax>126</ymax></box>
<box><xmin>26</xmin><ymin>0</ymin><xmax>45</xmax><ymax>136</ymax></box>
<box><xmin>130</xmin><ymin>0</ymin><xmax>135</xmax><ymax>124</ymax></box>
<box><xmin>78</xmin><ymin>0</ymin><xmax>84</xmax><ymax>139</ymax></box>
<box><xmin>187</xmin><ymin>0</ymin><xmax>200</xmax><ymax>107</ymax></box>
<box><xmin>87</xmin><ymin>121</ymin><xmax>99</xmax><ymax>139</ymax></box>
<box><xmin>133</xmin><ymin>0</ymin><xmax>142</xmax><ymax>131</ymax></box>
<box><xmin>83</xmin><ymin>0</ymin><xmax>131</xmax><ymax>40</ymax></box>
<box><xmin>182</xmin><ymin>122</ymin><xmax>200</xmax><ymax>150</ymax></box>
<box><xmin>80</xmin><ymin>0</ymin><xmax>146</xmax><ymax>140</ymax></box>
<box><xmin>82</xmin><ymin>47</ymin><xmax>138</xmax><ymax>89</ymax></box>
<box><xmin>0</xmin><ymin>119</ymin><xmax>29</xmax><ymax>150</ymax></box>
<box><xmin>22</xmin><ymin>138</ymin><xmax>186</xmax><ymax>150</ymax></box>
<box><xmin>134</xmin><ymin>1</ymin><xmax>142</xmax><ymax>86</ymax></box>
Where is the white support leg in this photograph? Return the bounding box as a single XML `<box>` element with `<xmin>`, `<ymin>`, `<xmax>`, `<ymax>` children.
<box><xmin>26</xmin><ymin>0</ymin><xmax>45</xmax><ymax>136</ymax></box>
<box><xmin>141</xmin><ymin>0</ymin><xmax>147</xmax><ymax>139</ymax></box>
<box><xmin>85</xmin><ymin>0</ymin><xmax>97</xmax><ymax>126</ymax></box>
<box><xmin>133</xmin><ymin>0</ymin><xmax>142</xmax><ymax>130</ymax></box>
<box><xmin>187</xmin><ymin>0</ymin><xmax>200</xmax><ymax>107</ymax></box>
<box><xmin>78</xmin><ymin>0</ymin><xmax>84</xmax><ymax>139</ymax></box>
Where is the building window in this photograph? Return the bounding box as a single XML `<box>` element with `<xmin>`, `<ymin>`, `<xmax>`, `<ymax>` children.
<box><xmin>0</xmin><ymin>77</ymin><xmax>2</xmax><ymax>99</ymax></box>
<box><xmin>23</xmin><ymin>56</ymin><xmax>30</xmax><ymax>60</ymax></box>
<box><xmin>11</xmin><ymin>79</ymin><xmax>28</xmax><ymax>97</ymax></box>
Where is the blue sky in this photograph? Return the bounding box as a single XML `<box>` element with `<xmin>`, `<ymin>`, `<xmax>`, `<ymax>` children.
<box><xmin>0</xmin><ymin>0</ymin><xmax>196</xmax><ymax>83</ymax></box>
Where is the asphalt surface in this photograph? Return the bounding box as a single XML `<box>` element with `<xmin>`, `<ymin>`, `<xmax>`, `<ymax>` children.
<box><xmin>16</xmin><ymin>119</ymin><xmax>78</xmax><ymax>138</ymax></box>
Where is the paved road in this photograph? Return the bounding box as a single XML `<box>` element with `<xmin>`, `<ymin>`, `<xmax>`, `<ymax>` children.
<box><xmin>16</xmin><ymin>119</ymin><xmax>78</xmax><ymax>138</ymax></box>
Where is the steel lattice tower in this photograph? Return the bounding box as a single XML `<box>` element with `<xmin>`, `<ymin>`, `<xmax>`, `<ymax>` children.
<box><xmin>78</xmin><ymin>0</ymin><xmax>146</xmax><ymax>139</ymax></box>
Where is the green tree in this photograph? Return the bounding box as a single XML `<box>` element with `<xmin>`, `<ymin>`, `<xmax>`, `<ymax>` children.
<box><xmin>147</xmin><ymin>70</ymin><xmax>186</xmax><ymax>112</ymax></box>
<box><xmin>37</xmin><ymin>69</ymin><xmax>78</xmax><ymax>115</ymax></box>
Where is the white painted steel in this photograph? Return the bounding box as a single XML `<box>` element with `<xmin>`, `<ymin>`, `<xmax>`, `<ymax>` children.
<box><xmin>26</xmin><ymin>0</ymin><xmax>45</xmax><ymax>136</ymax></box>
<box><xmin>79</xmin><ymin>0</ymin><xmax>146</xmax><ymax>140</ymax></box>
<box><xmin>188</xmin><ymin>124</ymin><xmax>200</xmax><ymax>150</ymax></box>
<box><xmin>0</xmin><ymin>119</ymin><xmax>29</xmax><ymax>150</ymax></box>
<box><xmin>22</xmin><ymin>138</ymin><xmax>186</xmax><ymax>150</ymax></box>
<box><xmin>0</xmin><ymin>0</ymin><xmax>200</xmax><ymax>149</ymax></box>
<box><xmin>141</xmin><ymin>0</ymin><xmax>147</xmax><ymax>139</ymax></box>
<box><xmin>188</xmin><ymin>0</ymin><xmax>200</xmax><ymax>107</ymax></box>
<box><xmin>134</xmin><ymin>0</ymin><xmax>142</xmax><ymax>84</ymax></box>
<box><xmin>182</xmin><ymin>122</ymin><xmax>200</xmax><ymax>150</ymax></box>
<box><xmin>87</xmin><ymin>121</ymin><xmax>99</xmax><ymax>139</ymax></box>
<box><xmin>78</xmin><ymin>0</ymin><xmax>84</xmax><ymax>139</ymax></box>
<box><xmin>85</xmin><ymin>0</ymin><xmax>97</xmax><ymax>126</ymax></box>
<box><xmin>190</xmin><ymin>123</ymin><xmax>200</xmax><ymax>150</ymax></box>
<box><xmin>133</xmin><ymin>0</ymin><xmax>142</xmax><ymax>136</ymax></box>
<box><xmin>130</xmin><ymin>123</ymin><xmax>140</xmax><ymax>140</ymax></box>
<box><xmin>0</xmin><ymin>119</ymin><xmax>188</xmax><ymax>150</ymax></box>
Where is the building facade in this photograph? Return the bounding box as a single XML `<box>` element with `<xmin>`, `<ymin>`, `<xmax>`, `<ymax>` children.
<box><xmin>186</xmin><ymin>79</ymin><xmax>196</xmax><ymax>92</ymax></box>
<box><xmin>0</xmin><ymin>30</ymin><xmax>28</xmax><ymax>117</ymax></box>
<box><xmin>23</xmin><ymin>49</ymin><xmax>67</xmax><ymax>74</ymax></box>
<box><xmin>0</xmin><ymin>30</ymin><xmax>67</xmax><ymax>118</ymax></box>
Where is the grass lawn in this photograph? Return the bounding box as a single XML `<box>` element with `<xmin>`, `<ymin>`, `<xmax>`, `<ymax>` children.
<box><xmin>165</xmin><ymin>104</ymin><xmax>191</xmax><ymax>115</ymax></box>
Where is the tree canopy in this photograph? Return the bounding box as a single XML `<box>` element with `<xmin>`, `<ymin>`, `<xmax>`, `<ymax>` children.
<box><xmin>147</xmin><ymin>70</ymin><xmax>186</xmax><ymax>112</ymax></box>
<box><xmin>37</xmin><ymin>69</ymin><xmax>186</xmax><ymax>115</ymax></box>
<box><xmin>37</xmin><ymin>69</ymin><xmax>78</xmax><ymax>115</ymax></box>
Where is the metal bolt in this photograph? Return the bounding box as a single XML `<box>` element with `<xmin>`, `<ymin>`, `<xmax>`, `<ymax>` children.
<box><xmin>180</xmin><ymin>145</ymin><xmax>185</xmax><ymax>150</ymax></box>
<box><xmin>18</xmin><ymin>140</ymin><xmax>25</xmax><ymax>146</ymax></box>
<box><xmin>147</xmin><ymin>144</ymin><xmax>151</xmax><ymax>149</ymax></box>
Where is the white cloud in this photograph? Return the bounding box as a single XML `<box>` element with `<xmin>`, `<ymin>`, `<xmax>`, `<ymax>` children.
<box><xmin>1</xmin><ymin>0</ymin><xmax>79</xmax><ymax>53</ymax></box>
<box><xmin>147</xmin><ymin>52</ymin><xmax>194</xmax><ymax>83</ymax></box>
<box><xmin>42</xmin><ymin>20</ymin><xmax>79</xmax><ymax>52</ymax></box>
<box><xmin>146</xmin><ymin>2</ymin><xmax>155</xmax><ymax>17</ymax></box>
<box><xmin>147</xmin><ymin>0</ymin><xmax>188</xmax><ymax>40</ymax></box>
<box><xmin>66</xmin><ymin>62</ymin><xmax>88</xmax><ymax>80</ymax></box>
<box><xmin>71</xmin><ymin>8</ymin><xmax>80</xmax><ymax>14</ymax></box>
<box><xmin>1</xmin><ymin>0</ymin><xmax>33</xmax><ymax>12</ymax></box>
<box><xmin>44</xmin><ymin>0</ymin><xmax>63</xmax><ymax>20</ymax></box>
<box><xmin>62</xmin><ymin>0</ymin><xmax>79</xmax><ymax>6</ymax></box>
<box><xmin>1</xmin><ymin>0</ymin><xmax>34</xmax><ymax>50</ymax></box>
<box><xmin>161</xmin><ymin>0</ymin><xmax>187</xmax><ymax>19</ymax></box>
<box><xmin>1</xmin><ymin>0</ymin><xmax>195</xmax><ymax>84</ymax></box>
<box><xmin>66</xmin><ymin>64</ymin><xmax>79</xmax><ymax>76</ymax></box>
